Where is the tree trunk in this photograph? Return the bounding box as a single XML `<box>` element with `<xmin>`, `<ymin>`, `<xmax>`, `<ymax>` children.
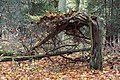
<box><xmin>90</xmin><ymin>17</ymin><xmax>103</xmax><ymax>70</ymax></box>
<box><xmin>0</xmin><ymin>48</ymin><xmax>90</xmax><ymax>62</ymax></box>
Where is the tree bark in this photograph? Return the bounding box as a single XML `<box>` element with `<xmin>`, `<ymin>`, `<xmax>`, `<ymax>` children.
<box><xmin>0</xmin><ymin>48</ymin><xmax>90</xmax><ymax>62</ymax></box>
<box><xmin>90</xmin><ymin>17</ymin><xmax>103</xmax><ymax>70</ymax></box>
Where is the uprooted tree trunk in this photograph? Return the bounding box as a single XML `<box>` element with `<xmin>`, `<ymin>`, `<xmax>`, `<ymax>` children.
<box><xmin>89</xmin><ymin>17</ymin><xmax>104</xmax><ymax>70</ymax></box>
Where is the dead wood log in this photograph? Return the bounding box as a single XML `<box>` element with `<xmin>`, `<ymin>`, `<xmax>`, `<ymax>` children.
<box><xmin>0</xmin><ymin>48</ymin><xmax>90</xmax><ymax>62</ymax></box>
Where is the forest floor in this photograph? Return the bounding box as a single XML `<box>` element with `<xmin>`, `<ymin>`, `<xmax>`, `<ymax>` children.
<box><xmin>0</xmin><ymin>57</ymin><xmax>120</xmax><ymax>80</ymax></box>
<box><xmin>0</xmin><ymin>37</ymin><xmax>120</xmax><ymax>80</ymax></box>
<box><xmin>0</xmin><ymin>55</ymin><xmax>120</xmax><ymax>80</ymax></box>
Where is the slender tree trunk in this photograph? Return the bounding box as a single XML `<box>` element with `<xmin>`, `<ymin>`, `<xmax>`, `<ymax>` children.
<box><xmin>58</xmin><ymin>0</ymin><xmax>66</xmax><ymax>40</ymax></box>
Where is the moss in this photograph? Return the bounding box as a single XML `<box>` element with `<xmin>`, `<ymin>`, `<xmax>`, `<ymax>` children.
<box><xmin>0</xmin><ymin>50</ymin><xmax>14</xmax><ymax>56</ymax></box>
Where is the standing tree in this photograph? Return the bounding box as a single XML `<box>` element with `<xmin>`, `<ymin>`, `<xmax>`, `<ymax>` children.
<box><xmin>58</xmin><ymin>0</ymin><xmax>104</xmax><ymax>70</ymax></box>
<box><xmin>89</xmin><ymin>16</ymin><xmax>104</xmax><ymax>70</ymax></box>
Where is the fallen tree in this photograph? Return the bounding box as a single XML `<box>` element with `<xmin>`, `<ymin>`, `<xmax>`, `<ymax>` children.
<box><xmin>0</xmin><ymin>48</ymin><xmax>90</xmax><ymax>62</ymax></box>
<box><xmin>31</xmin><ymin>12</ymin><xmax>90</xmax><ymax>50</ymax></box>
<box><xmin>0</xmin><ymin>11</ymin><xmax>104</xmax><ymax>70</ymax></box>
